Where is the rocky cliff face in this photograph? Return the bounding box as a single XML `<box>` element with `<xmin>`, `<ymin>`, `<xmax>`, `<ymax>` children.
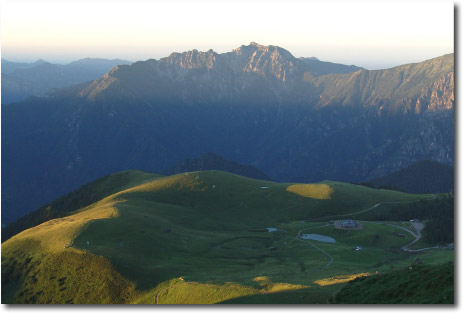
<box><xmin>233</xmin><ymin>42</ymin><xmax>301</xmax><ymax>81</ymax></box>
<box><xmin>417</xmin><ymin>71</ymin><xmax>454</xmax><ymax>112</ymax></box>
<box><xmin>313</xmin><ymin>53</ymin><xmax>454</xmax><ymax>114</ymax></box>
<box><xmin>162</xmin><ymin>49</ymin><xmax>218</xmax><ymax>69</ymax></box>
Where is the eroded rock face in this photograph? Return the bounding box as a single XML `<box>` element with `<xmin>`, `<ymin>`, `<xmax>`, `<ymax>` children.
<box><xmin>163</xmin><ymin>49</ymin><xmax>218</xmax><ymax>69</ymax></box>
<box><xmin>420</xmin><ymin>71</ymin><xmax>454</xmax><ymax>112</ymax></box>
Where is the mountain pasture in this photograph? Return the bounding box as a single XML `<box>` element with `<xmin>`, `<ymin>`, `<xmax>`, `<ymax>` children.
<box><xmin>1</xmin><ymin>171</ymin><xmax>453</xmax><ymax>304</ymax></box>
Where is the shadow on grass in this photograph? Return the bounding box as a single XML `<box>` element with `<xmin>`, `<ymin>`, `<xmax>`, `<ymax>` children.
<box><xmin>218</xmin><ymin>288</ymin><xmax>332</xmax><ymax>304</ymax></box>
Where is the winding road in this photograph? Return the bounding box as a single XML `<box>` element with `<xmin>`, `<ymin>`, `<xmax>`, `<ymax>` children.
<box><xmin>294</xmin><ymin>224</ymin><xmax>334</xmax><ymax>270</ymax></box>
<box><xmin>364</xmin><ymin>220</ymin><xmax>439</xmax><ymax>252</ymax></box>
<box><xmin>363</xmin><ymin>220</ymin><xmax>420</xmax><ymax>250</ymax></box>
<box><xmin>306</xmin><ymin>196</ymin><xmax>437</xmax><ymax>222</ymax></box>
<box><xmin>296</xmin><ymin>238</ymin><xmax>334</xmax><ymax>269</ymax></box>
<box><xmin>293</xmin><ymin>196</ymin><xmax>439</xmax><ymax>271</ymax></box>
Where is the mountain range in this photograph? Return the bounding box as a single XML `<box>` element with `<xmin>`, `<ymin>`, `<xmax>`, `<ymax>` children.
<box><xmin>1</xmin><ymin>58</ymin><xmax>132</xmax><ymax>104</ymax></box>
<box><xmin>1</xmin><ymin>43</ymin><xmax>454</xmax><ymax>225</ymax></box>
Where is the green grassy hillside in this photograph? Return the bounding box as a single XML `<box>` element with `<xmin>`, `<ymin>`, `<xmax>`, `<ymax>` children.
<box><xmin>2</xmin><ymin>170</ymin><xmax>453</xmax><ymax>304</ymax></box>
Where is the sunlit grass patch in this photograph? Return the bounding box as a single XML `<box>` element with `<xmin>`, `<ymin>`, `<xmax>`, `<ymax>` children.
<box><xmin>143</xmin><ymin>276</ymin><xmax>310</xmax><ymax>304</ymax></box>
<box><xmin>123</xmin><ymin>173</ymin><xmax>207</xmax><ymax>194</ymax></box>
<box><xmin>253</xmin><ymin>276</ymin><xmax>308</xmax><ymax>293</ymax></box>
<box><xmin>253</xmin><ymin>276</ymin><xmax>270</xmax><ymax>283</ymax></box>
<box><xmin>286</xmin><ymin>184</ymin><xmax>333</xmax><ymax>199</ymax></box>
<box><xmin>148</xmin><ymin>280</ymin><xmax>259</xmax><ymax>304</ymax></box>
<box><xmin>314</xmin><ymin>273</ymin><xmax>370</xmax><ymax>286</ymax></box>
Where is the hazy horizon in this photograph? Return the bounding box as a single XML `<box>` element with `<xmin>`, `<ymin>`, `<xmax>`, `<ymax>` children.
<box><xmin>1</xmin><ymin>46</ymin><xmax>454</xmax><ymax>71</ymax></box>
<box><xmin>1</xmin><ymin>0</ymin><xmax>453</xmax><ymax>70</ymax></box>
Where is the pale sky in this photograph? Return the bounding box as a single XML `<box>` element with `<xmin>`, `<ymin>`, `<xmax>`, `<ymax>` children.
<box><xmin>0</xmin><ymin>0</ymin><xmax>454</xmax><ymax>69</ymax></box>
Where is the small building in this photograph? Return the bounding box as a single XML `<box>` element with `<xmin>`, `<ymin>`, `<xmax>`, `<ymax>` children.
<box><xmin>340</xmin><ymin>220</ymin><xmax>357</xmax><ymax>228</ymax></box>
<box><xmin>267</xmin><ymin>227</ymin><xmax>279</xmax><ymax>232</ymax></box>
<box><xmin>410</xmin><ymin>219</ymin><xmax>420</xmax><ymax>223</ymax></box>
<box><xmin>354</xmin><ymin>246</ymin><xmax>363</xmax><ymax>251</ymax></box>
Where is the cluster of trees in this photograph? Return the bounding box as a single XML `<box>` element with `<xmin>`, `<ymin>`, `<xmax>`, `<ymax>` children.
<box><xmin>421</xmin><ymin>196</ymin><xmax>454</xmax><ymax>244</ymax></box>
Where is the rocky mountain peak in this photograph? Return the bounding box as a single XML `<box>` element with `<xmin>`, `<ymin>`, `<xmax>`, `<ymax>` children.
<box><xmin>161</xmin><ymin>49</ymin><xmax>218</xmax><ymax>69</ymax></box>
<box><xmin>249</xmin><ymin>41</ymin><xmax>263</xmax><ymax>47</ymax></box>
<box><xmin>233</xmin><ymin>42</ymin><xmax>295</xmax><ymax>60</ymax></box>
<box><xmin>231</xmin><ymin>42</ymin><xmax>302</xmax><ymax>81</ymax></box>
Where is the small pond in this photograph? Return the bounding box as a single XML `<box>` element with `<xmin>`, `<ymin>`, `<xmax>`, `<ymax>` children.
<box><xmin>300</xmin><ymin>233</ymin><xmax>336</xmax><ymax>243</ymax></box>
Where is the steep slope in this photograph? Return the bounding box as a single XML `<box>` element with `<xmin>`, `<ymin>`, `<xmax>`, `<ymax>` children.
<box><xmin>3</xmin><ymin>170</ymin><xmax>446</xmax><ymax>304</ymax></box>
<box><xmin>165</xmin><ymin>152</ymin><xmax>271</xmax><ymax>180</ymax></box>
<box><xmin>2</xmin><ymin>44</ymin><xmax>454</xmax><ymax>224</ymax></box>
<box><xmin>314</xmin><ymin>54</ymin><xmax>454</xmax><ymax>112</ymax></box>
<box><xmin>366</xmin><ymin>160</ymin><xmax>454</xmax><ymax>194</ymax></box>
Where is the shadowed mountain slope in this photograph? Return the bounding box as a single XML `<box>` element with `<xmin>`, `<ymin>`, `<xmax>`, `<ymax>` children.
<box><xmin>366</xmin><ymin>160</ymin><xmax>454</xmax><ymax>194</ymax></box>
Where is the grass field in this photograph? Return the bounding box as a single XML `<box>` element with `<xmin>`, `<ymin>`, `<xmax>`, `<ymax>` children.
<box><xmin>1</xmin><ymin>170</ymin><xmax>453</xmax><ymax>304</ymax></box>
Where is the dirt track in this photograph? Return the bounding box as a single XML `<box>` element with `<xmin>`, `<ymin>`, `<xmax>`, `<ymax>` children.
<box><xmin>306</xmin><ymin>196</ymin><xmax>437</xmax><ymax>222</ymax></box>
